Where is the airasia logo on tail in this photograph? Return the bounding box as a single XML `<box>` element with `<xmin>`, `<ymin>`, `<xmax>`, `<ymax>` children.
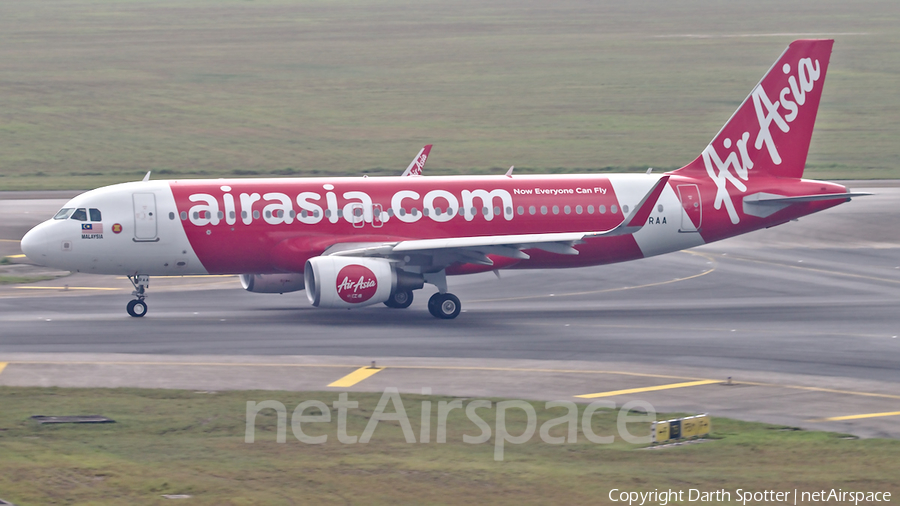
<box><xmin>410</xmin><ymin>151</ymin><xmax>428</xmax><ymax>176</ymax></box>
<box><xmin>703</xmin><ymin>49</ymin><xmax>824</xmax><ymax>224</ymax></box>
<box><xmin>336</xmin><ymin>265</ymin><xmax>378</xmax><ymax>303</ymax></box>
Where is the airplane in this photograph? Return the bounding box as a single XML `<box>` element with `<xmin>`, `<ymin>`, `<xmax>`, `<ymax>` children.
<box><xmin>401</xmin><ymin>145</ymin><xmax>432</xmax><ymax>177</ymax></box>
<box><xmin>21</xmin><ymin>39</ymin><xmax>867</xmax><ymax>319</ymax></box>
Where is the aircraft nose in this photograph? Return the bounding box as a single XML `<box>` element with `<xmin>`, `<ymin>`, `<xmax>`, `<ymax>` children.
<box><xmin>20</xmin><ymin>223</ymin><xmax>49</xmax><ymax>262</ymax></box>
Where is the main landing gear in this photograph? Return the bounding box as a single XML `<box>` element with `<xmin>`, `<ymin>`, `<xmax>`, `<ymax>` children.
<box><xmin>384</xmin><ymin>290</ymin><xmax>414</xmax><ymax>309</ymax></box>
<box><xmin>127</xmin><ymin>275</ymin><xmax>149</xmax><ymax>318</ymax></box>
<box><xmin>428</xmin><ymin>292</ymin><xmax>461</xmax><ymax>319</ymax></box>
<box><xmin>420</xmin><ymin>270</ymin><xmax>461</xmax><ymax>319</ymax></box>
<box><xmin>386</xmin><ymin>289</ymin><xmax>462</xmax><ymax>318</ymax></box>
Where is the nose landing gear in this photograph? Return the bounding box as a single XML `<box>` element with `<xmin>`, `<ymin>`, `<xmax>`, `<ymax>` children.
<box><xmin>127</xmin><ymin>275</ymin><xmax>149</xmax><ymax>317</ymax></box>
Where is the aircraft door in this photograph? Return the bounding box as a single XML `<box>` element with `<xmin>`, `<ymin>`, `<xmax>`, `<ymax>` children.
<box><xmin>133</xmin><ymin>193</ymin><xmax>159</xmax><ymax>241</ymax></box>
<box><xmin>677</xmin><ymin>184</ymin><xmax>701</xmax><ymax>232</ymax></box>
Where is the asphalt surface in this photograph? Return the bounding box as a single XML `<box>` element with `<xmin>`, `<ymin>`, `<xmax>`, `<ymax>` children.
<box><xmin>0</xmin><ymin>184</ymin><xmax>898</xmax><ymax>438</ymax></box>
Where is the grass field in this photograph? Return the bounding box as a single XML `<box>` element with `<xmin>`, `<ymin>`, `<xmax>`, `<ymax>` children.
<box><xmin>0</xmin><ymin>387</ymin><xmax>897</xmax><ymax>505</ymax></box>
<box><xmin>0</xmin><ymin>0</ymin><xmax>898</xmax><ymax>190</ymax></box>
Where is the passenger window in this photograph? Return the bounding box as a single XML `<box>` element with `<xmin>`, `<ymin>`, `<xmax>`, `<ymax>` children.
<box><xmin>71</xmin><ymin>208</ymin><xmax>88</xmax><ymax>221</ymax></box>
<box><xmin>89</xmin><ymin>208</ymin><xmax>102</xmax><ymax>222</ymax></box>
<box><xmin>54</xmin><ymin>208</ymin><xmax>74</xmax><ymax>220</ymax></box>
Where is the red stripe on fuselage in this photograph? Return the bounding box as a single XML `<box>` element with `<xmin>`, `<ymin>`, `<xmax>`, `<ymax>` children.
<box><xmin>168</xmin><ymin>176</ymin><xmax>644</xmax><ymax>274</ymax></box>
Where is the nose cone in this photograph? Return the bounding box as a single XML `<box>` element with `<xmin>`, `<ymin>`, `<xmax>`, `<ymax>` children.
<box><xmin>20</xmin><ymin>226</ymin><xmax>39</xmax><ymax>259</ymax></box>
<box><xmin>20</xmin><ymin>221</ymin><xmax>53</xmax><ymax>264</ymax></box>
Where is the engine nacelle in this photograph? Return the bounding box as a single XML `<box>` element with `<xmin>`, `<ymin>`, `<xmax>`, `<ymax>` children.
<box><xmin>304</xmin><ymin>256</ymin><xmax>423</xmax><ymax>308</ymax></box>
<box><xmin>240</xmin><ymin>273</ymin><xmax>305</xmax><ymax>294</ymax></box>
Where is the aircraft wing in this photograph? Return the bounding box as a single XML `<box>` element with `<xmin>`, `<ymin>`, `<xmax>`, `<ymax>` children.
<box><xmin>327</xmin><ymin>176</ymin><xmax>669</xmax><ymax>265</ymax></box>
<box><xmin>401</xmin><ymin>145</ymin><xmax>432</xmax><ymax>176</ymax></box>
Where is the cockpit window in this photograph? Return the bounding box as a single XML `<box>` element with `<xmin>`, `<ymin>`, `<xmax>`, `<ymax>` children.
<box><xmin>53</xmin><ymin>208</ymin><xmax>74</xmax><ymax>220</ymax></box>
<box><xmin>70</xmin><ymin>208</ymin><xmax>88</xmax><ymax>222</ymax></box>
<box><xmin>89</xmin><ymin>208</ymin><xmax>102</xmax><ymax>222</ymax></box>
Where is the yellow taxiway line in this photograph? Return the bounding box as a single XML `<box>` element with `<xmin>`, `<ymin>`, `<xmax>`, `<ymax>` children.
<box><xmin>0</xmin><ymin>363</ymin><xmax>8</xmax><ymax>375</ymax></box>
<box><xmin>327</xmin><ymin>367</ymin><xmax>385</xmax><ymax>387</ymax></box>
<box><xmin>575</xmin><ymin>379</ymin><xmax>721</xmax><ymax>399</ymax></box>
<box><xmin>1</xmin><ymin>359</ymin><xmax>898</xmax><ymax>403</ymax></box>
<box><xmin>473</xmin><ymin>252</ymin><xmax>716</xmax><ymax>303</ymax></box>
<box><xmin>817</xmin><ymin>411</ymin><xmax>900</xmax><ymax>422</ymax></box>
<box><xmin>4</xmin><ymin>254</ymin><xmax>26</xmax><ymax>258</ymax></box>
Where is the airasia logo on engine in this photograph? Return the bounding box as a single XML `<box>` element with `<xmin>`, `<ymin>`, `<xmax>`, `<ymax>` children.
<box><xmin>335</xmin><ymin>265</ymin><xmax>378</xmax><ymax>303</ymax></box>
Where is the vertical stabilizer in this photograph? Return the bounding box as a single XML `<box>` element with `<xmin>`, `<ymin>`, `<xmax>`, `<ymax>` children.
<box><xmin>676</xmin><ymin>39</ymin><xmax>833</xmax><ymax>180</ymax></box>
<box><xmin>402</xmin><ymin>144</ymin><xmax>432</xmax><ymax>176</ymax></box>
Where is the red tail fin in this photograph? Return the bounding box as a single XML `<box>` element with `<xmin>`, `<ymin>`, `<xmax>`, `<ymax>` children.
<box><xmin>676</xmin><ymin>39</ymin><xmax>833</xmax><ymax>180</ymax></box>
<box><xmin>402</xmin><ymin>144</ymin><xmax>432</xmax><ymax>177</ymax></box>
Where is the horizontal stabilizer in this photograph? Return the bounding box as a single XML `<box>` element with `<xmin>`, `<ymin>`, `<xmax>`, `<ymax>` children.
<box><xmin>743</xmin><ymin>192</ymin><xmax>871</xmax><ymax>204</ymax></box>
<box><xmin>743</xmin><ymin>191</ymin><xmax>870</xmax><ymax>218</ymax></box>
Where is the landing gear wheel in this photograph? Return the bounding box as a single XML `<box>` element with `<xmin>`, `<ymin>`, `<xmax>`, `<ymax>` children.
<box><xmin>428</xmin><ymin>293</ymin><xmax>461</xmax><ymax>319</ymax></box>
<box><xmin>127</xmin><ymin>299</ymin><xmax>147</xmax><ymax>318</ymax></box>
<box><xmin>384</xmin><ymin>290</ymin><xmax>414</xmax><ymax>309</ymax></box>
